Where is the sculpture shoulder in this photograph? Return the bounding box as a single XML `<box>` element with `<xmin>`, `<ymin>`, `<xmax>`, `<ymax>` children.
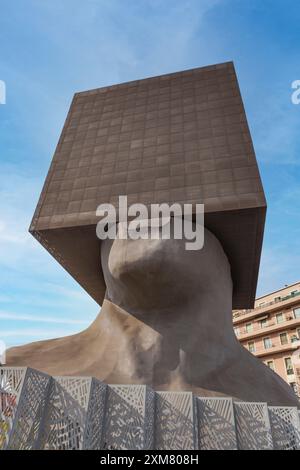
<box><xmin>224</xmin><ymin>348</ymin><xmax>300</xmax><ymax>407</ymax></box>
<box><xmin>5</xmin><ymin>332</ymin><xmax>86</xmax><ymax>375</ymax></box>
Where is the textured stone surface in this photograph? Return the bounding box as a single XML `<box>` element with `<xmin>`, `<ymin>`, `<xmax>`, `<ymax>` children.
<box><xmin>29</xmin><ymin>62</ymin><xmax>266</xmax><ymax>309</ymax></box>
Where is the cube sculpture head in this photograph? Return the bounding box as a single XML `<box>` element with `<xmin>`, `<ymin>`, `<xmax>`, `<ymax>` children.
<box><xmin>30</xmin><ymin>62</ymin><xmax>266</xmax><ymax>309</ymax></box>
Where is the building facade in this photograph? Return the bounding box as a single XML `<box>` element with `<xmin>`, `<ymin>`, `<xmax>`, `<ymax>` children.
<box><xmin>233</xmin><ymin>282</ymin><xmax>300</xmax><ymax>398</ymax></box>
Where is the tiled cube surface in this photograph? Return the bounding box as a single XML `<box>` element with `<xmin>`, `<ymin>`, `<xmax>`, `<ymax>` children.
<box><xmin>31</xmin><ymin>62</ymin><xmax>264</xmax><ymax>229</ymax></box>
<box><xmin>29</xmin><ymin>62</ymin><xmax>266</xmax><ymax>308</ymax></box>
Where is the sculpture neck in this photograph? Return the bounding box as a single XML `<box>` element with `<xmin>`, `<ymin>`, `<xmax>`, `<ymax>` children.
<box><xmin>95</xmin><ymin>297</ymin><xmax>239</xmax><ymax>387</ymax></box>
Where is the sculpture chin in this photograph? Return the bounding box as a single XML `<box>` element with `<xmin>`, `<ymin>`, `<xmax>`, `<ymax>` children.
<box><xmin>100</xmin><ymin>226</ymin><xmax>233</xmax><ymax>314</ymax></box>
<box><xmin>102</xmin><ymin>237</ymin><xmax>190</xmax><ymax>312</ymax></box>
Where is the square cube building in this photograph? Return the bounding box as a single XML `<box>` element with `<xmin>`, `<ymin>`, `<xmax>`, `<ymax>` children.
<box><xmin>30</xmin><ymin>62</ymin><xmax>266</xmax><ymax>308</ymax></box>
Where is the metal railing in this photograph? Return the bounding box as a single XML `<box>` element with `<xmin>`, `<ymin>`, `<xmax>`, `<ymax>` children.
<box><xmin>233</xmin><ymin>291</ymin><xmax>300</xmax><ymax>320</ymax></box>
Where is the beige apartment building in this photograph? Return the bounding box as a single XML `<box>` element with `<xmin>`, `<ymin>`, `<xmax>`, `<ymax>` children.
<box><xmin>233</xmin><ymin>282</ymin><xmax>300</xmax><ymax>398</ymax></box>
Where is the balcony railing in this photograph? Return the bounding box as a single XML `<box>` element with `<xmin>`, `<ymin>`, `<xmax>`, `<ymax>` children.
<box><xmin>235</xmin><ymin>316</ymin><xmax>300</xmax><ymax>340</ymax></box>
<box><xmin>247</xmin><ymin>340</ymin><xmax>300</xmax><ymax>358</ymax></box>
<box><xmin>233</xmin><ymin>290</ymin><xmax>300</xmax><ymax>320</ymax></box>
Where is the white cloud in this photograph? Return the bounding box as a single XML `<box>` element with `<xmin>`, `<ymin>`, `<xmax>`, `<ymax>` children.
<box><xmin>0</xmin><ymin>168</ymin><xmax>98</xmax><ymax>334</ymax></box>
<box><xmin>0</xmin><ymin>328</ymin><xmax>75</xmax><ymax>339</ymax></box>
<box><xmin>44</xmin><ymin>283</ymin><xmax>93</xmax><ymax>302</ymax></box>
<box><xmin>0</xmin><ymin>311</ymin><xmax>89</xmax><ymax>325</ymax></box>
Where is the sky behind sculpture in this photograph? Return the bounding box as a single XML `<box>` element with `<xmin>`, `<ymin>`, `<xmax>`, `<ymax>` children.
<box><xmin>0</xmin><ymin>0</ymin><xmax>299</xmax><ymax>346</ymax></box>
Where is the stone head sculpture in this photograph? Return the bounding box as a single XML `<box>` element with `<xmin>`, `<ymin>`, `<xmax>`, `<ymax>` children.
<box><xmin>6</xmin><ymin>63</ymin><xmax>299</xmax><ymax>406</ymax></box>
<box><xmin>101</xmin><ymin>222</ymin><xmax>232</xmax><ymax>318</ymax></box>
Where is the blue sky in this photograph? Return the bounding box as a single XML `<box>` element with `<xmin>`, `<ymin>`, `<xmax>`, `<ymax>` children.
<box><xmin>0</xmin><ymin>0</ymin><xmax>299</xmax><ymax>347</ymax></box>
